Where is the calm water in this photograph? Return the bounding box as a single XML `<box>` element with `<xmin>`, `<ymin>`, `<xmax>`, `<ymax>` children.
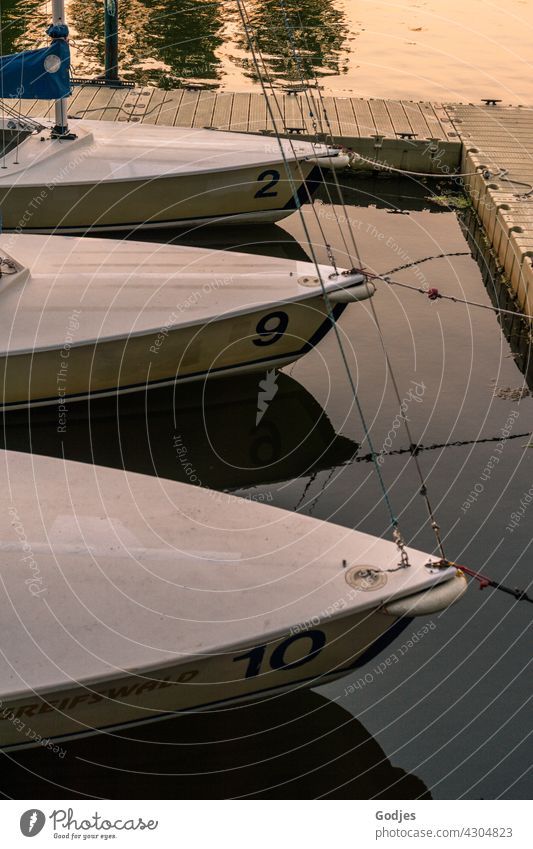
<box><xmin>2</xmin><ymin>1</ymin><xmax>533</xmax><ymax>102</ymax></box>
<box><xmin>1</xmin><ymin>0</ymin><xmax>532</xmax><ymax>801</ymax></box>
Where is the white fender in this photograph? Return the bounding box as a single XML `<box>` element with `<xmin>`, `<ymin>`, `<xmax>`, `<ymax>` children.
<box><xmin>327</xmin><ymin>278</ymin><xmax>376</xmax><ymax>303</ymax></box>
<box><xmin>382</xmin><ymin>572</ymin><xmax>468</xmax><ymax>617</ymax></box>
<box><xmin>307</xmin><ymin>150</ymin><xmax>350</xmax><ymax>171</ymax></box>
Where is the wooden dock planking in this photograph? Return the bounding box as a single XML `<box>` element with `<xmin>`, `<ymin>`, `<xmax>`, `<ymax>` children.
<box><xmin>10</xmin><ymin>84</ymin><xmax>454</xmax><ymax>145</ymax></box>
<box><xmin>401</xmin><ymin>101</ymin><xmax>432</xmax><ymax>139</ymax></box>
<box><xmin>283</xmin><ymin>93</ymin><xmax>305</xmax><ymax>132</ymax></box>
<box><xmin>335</xmin><ymin>97</ymin><xmax>357</xmax><ymax>139</ymax></box>
<box><xmin>248</xmin><ymin>93</ymin><xmax>267</xmax><ymax>132</ymax></box>
<box><xmin>141</xmin><ymin>88</ymin><xmax>169</xmax><ymax>125</ymax></box>
<box><xmin>384</xmin><ymin>100</ymin><xmax>413</xmax><ymax>137</ymax></box>
<box><xmin>351</xmin><ymin>99</ymin><xmax>375</xmax><ymax>136</ymax></box>
<box><xmin>155</xmin><ymin>89</ymin><xmax>185</xmax><ymax>126</ymax></box>
<box><xmin>296</xmin><ymin>94</ymin><xmax>320</xmax><ymax>136</ymax></box>
<box><xmin>320</xmin><ymin>96</ymin><xmax>342</xmax><ymax>139</ymax></box>
<box><xmin>229</xmin><ymin>93</ymin><xmax>251</xmax><ymax>133</ymax></box>
<box><xmin>210</xmin><ymin>91</ymin><xmax>233</xmax><ymax>130</ymax></box>
<box><xmin>368</xmin><ymin>99</ymin><xmax>395</xmax><ymax>136</ymax></box>
<box><xmin>81</xmin><ymin>86</ymin><xmax>122</xmax><ymax>120</ymax></box>
<box><xmin>176</xmin><ymin>91</ymin><xmax>201</xmax><ymax>128</ymax></box>
<box><xmin>419</xmin><ymin>102</ymin><xmax>449</xmax><ymax>141</ymax></box>
<box><xmin>192</xmin><ymin>91</ymin><xmax>217</xmax><ymax>128</ymax></box>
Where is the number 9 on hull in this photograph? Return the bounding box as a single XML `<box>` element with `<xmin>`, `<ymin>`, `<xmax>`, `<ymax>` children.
<box><xmin>0</xmin><ymin>234</ymin><xmax>374</xmax><ymax>411</ymax></box>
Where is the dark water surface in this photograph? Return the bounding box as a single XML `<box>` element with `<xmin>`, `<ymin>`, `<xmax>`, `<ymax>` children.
<box><xmin>2</xmin><ymin>177</ymin><xmax>531</xmax><ymax>799</ymax></box>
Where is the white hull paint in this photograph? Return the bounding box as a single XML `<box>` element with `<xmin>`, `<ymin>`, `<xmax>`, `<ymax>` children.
<box><xmin>0</xmin><ymin>119</ymin><xmax>345</xmax><ymax>232</ymax></box>
<box><xmin>0</xmin><ymin>451</ymin><xmax>466</xmax><ymax>752</ymax></box>
<box><xmin>0</xmin><ymin>234</ymin><xmax>374</xmax><ymax>410</ymax></box>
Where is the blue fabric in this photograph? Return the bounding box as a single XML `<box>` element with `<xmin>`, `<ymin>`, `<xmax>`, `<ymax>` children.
<box><xmin>46</xmin><ymin>24</ymin><xmax>70</xmax><ymax>39</ymax></box>
<box><xmin>0</xmin><ymin>40</ymin><xmax>71</xmax><ymax>100</ymax></box>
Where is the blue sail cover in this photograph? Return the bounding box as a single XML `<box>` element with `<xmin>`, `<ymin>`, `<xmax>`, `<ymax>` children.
<box><xmin>0</xmin><ymin>40</ymin><xmax>71</xmax><ymax>100</ymax></box>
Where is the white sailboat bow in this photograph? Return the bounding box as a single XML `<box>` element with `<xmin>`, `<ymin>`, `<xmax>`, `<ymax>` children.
<box><xmin>0</xmin><ymin>233</ymin><xmax>374</xmax><ymax>410</ymax></box>
<box><xmin>0</xmin><ymin>450</ymin><xmax>466</xmax><ymax>751</ymax></box>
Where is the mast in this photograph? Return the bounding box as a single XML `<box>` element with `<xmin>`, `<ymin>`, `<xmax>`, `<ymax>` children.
<box><xmin>51</xmin><ymin>0</ymin><xmax>69</xmax><ymax>136</ymax></box>
<box><xmin>104</xmin><ymin>0</ymin><xmax>119</xmax><ymax>83</ymax></box>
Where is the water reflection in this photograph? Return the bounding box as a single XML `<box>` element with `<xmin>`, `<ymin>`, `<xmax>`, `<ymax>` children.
<box><xmin>232</xmin><ymin>0</ymin><xmax>349</xmax><ymax>86</ymax></box>
<box><xmin>1</xmin><ymin>374</ymin><xmax>357</xmax><ymax>492</ymax></box>
<box><xmin>62</xmin><ymin>0</ymin><xmax>224</xmax><ymax>87</ymax></box>
<box><xmin>2</xmin><ymin>690</ymin><xmax>431</xmax><ymax>799</ymax></box>
<box><xmin>0</xmin><ymin>0</ymin><xmax>47</xmax><ymax>53</ymax></box>
<box><xmin>3</xmin><ymin>0</ymin><xmax>348</xmax><ymax>89</ymax></box>
<box><xmin>460</xmin><ymin>206</ymin><xmax>533</xmax><ymax>390</ymax></box>
<box><xmin>118</xmin><ymin>222</ymin><xmax>314</xmax><ymax>261</ymax></box>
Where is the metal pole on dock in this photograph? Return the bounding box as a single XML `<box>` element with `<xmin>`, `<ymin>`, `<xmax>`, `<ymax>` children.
<box><xmin>51</xmin><ymin>0</ymin><xmax>69</xmax><ymax>134</ymax></box>
<box><xmin>104</xmin><ymin>0</ymin><xmax>119</xmax><ymax>82</ymax></box>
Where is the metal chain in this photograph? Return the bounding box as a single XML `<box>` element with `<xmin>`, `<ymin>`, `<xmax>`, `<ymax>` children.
<box><xmin>384</xmin><ymin>251</ymin><xmax>471</xmax><ymax>276</ymax></box>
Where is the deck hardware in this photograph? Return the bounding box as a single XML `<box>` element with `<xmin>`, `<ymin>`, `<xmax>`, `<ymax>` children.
<box><xmin>286</xmin><ymin>127</ymin><xmax>304</xmax><ymax>134</ymax></box>
<box><xmin>481</xmin><ymin>98</ymin><xmax>502</xmax><ymax>106</ymax></box>
<box><xmin>396</xmin><ymin>131</ymin><xmax>416</xmax><ymax>140</ymax></box>
<box><xmin>283</xmin><ymin>86</ymin><xmax>307</xmax><ymax>95</ymax></box>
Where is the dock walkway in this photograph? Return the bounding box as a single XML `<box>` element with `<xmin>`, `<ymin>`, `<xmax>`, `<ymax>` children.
<box><xmin>6</xmin><ymin>86</ymin><xmax>533</xmax><ymax>317</ymax></box>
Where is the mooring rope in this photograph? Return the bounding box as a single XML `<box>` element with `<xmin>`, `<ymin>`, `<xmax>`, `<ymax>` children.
<box><xmin>437</xmin><ymin>561</ymin><xmax>532</xmax><ymax>605</ymax></box>
<box><xmin>369</xmin><ymin>272</ymin><xmax>533</xmax><ymax>323</ymax></box>
<box><xmin>348</xmin><ymin>152</ymin><xmax>482</xmax><ymax>179</ymax></box>
<box><xmin>384</xmin><ymin>251</ymin><xmax>472</xmax><ymax>276</ymax></box>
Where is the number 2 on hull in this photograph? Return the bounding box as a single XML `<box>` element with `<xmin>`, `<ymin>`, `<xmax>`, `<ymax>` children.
<box><xmin>254</xmin><ymin>169</ymin><xmax>280</xmax><ymax>198</ymax></box>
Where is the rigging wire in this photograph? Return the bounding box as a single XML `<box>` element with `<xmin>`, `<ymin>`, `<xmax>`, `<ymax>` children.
<box><xmin>0</xmin><ymin>5</ymin><xmax>5</xmax><ymax>170</ymax></box>
<box><xmin>236</xmin><ymin>0</ymin><xmax>404</xmax><ymax>548</ymax></box>
<box><xmin>237</xmin><ymin>4</ymin><xmax>340</xmax><ymax>271</ymax></box>
<box><xmin>282</xmin><ymin>10</ymin><xmax>448</xmax><ymax>557</ymax></box>
<box><xmin>276</xmin><ymin>0</ymin><xmax>356</xmax><ymax>267</ymax></box>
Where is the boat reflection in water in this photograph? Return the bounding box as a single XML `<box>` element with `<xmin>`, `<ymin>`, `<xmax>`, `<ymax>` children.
<box><xmin>1</xmin><ymin>373</ymin><xmax>357</xmax><ymax>493</ymax></box>
<box><xmin>2</xmin><ymin>690</ymin><xmax>430</xmax><ymax>799</ymax></box>
<box><xmin>1</xmin><ymin>375</ymin><xmax>436</xmax><ymax>800</ymax></box>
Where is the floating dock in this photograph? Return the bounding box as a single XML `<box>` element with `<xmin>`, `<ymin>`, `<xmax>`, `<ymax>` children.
<box><xmin>8</xmin><ymin>87</ymin><xmax>533</xmax><ymax>317</ymax></box>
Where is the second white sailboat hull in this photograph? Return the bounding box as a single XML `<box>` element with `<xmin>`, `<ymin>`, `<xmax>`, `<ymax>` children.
<box><xmin>0</xmin><ymin>121</ymin><xmax>343</xmax><ymax>232</ymax></box>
